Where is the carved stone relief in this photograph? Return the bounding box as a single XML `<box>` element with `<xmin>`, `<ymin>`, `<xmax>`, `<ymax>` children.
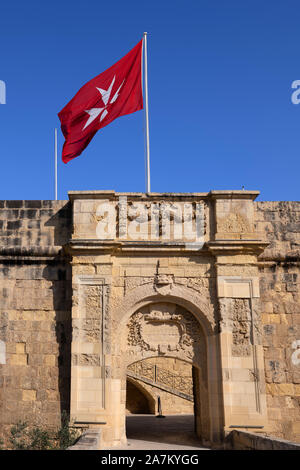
<box><xmin>125</xmin><ymin>276</ymin><xmax>154</xmax><ymax>293</ymax></box>
<box><xmin>73</xmin><ymin>277</ymin><xmax>111</xmax><ymax>365</ymax></box>
<box><xmin>218</xmin><ymin>212</ymin><xmax>251</xmax><ymax>233</ymax></box>
<box><xmin>154</xmin><ymin>274</ymin><xmax>174</xmax><ymax>295</ymax></box>
<box><xmin>127</xmin><ymin>302</ymin><xmax>203</xmax><ymax>362</ymax></box>
<box><xmin>80</xmin><ymin>284</ymin><xmax>103</xmax><ymax>343</ymax></box>
<box><xmin>116</xmin><ymin>199</ymin><xmax>207</xmax><ymax>241</ymax></box>
<box><xmin>232</xmin><ymin>298</ymin><xmax>251</xmax><ymax>356</ymax></box>
<box><xmin>218</xmin><ymin>298</ymin><xmax>252</xmax><ymax>356</ymax></box>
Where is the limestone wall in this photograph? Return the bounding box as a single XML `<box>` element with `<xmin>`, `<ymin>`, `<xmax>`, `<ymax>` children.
<box><xmin>255</xmin><ymin>201</ymin><xmax>300</xmax><ymax>441</ymax></box>
<box><xmin>228</xmin><ymin>429</ymin><xmax>300</xmax><ymax>450</ymax></box>
<box><xmin>0</xmin><ymin>201</ymin><xmax>72</xmax><ymax>443</ymax></box>
<box><xmin>0</xmin><ymin>195</ymin><xmax>299</xmax><ymax>446</ymax></box>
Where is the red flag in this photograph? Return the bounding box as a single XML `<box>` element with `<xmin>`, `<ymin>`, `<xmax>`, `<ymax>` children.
<box><xmin>58</xmin><ymin>39</ymin><xmax>143</xmax><ymax>163</ymax></box>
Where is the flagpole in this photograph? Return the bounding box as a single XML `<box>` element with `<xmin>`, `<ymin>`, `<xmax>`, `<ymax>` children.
<box><xmin>54</xmin><ymin>128</ymin><xmax>58</xmax><ymax>200</ymax></box>
<box><xmin>143</xmin><ymin>32</ymin><xmax>151</xmax><ymax>193</ymax></box>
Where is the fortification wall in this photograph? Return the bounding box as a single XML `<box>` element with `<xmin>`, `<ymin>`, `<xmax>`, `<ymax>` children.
<box><xmin>0</xmin><ymin>201</ymin><xmax>72</xmax><ymax>442</ymax></box>
<box><xmin>0</xmin><ymin>197</ymin><xmax>299</xmax><ymax>445</ymax></box>
<box><xmin>256</xmin><ymin>201</ymin><xmax>300</xmax><ymax>440</ymax></box>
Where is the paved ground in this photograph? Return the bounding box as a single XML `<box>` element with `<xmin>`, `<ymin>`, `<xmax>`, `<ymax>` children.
<box><xmin>102</xmin><ymin>414</ymin><xmax>210</xmax><ymax>450</ymax></box>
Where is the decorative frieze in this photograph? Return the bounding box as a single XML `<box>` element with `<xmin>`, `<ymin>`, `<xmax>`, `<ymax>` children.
<box><xmin>127</xmin><ymin>302</ymin><xmax>203</xmax><ymax>362</ymax></box>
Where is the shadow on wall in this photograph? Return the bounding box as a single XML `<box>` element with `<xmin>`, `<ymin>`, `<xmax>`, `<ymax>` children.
<box><xmin>126</xmin><ymin>379</ymin><xmax>156</xmax><ymax>414</ymax></box>
<box><xmin>42</xmin><ymin>259</ymin><xmax>72</xmax><ymax>419</ymax></box>
<box><xmin>42</xmin><ymin>203</ymin><xmax>73</xmax><ymax>420</ymax></box>
<box><xmin>44</xmin><ymin>202</ymin><xmax>72</xmax><ymax>247</ymax></box>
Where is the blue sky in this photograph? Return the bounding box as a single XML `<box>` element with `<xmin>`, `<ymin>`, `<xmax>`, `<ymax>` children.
<box><xmin>0</xmin><ymin>0</ymin><xmax>300</xmax><ymax>201</ymax></box>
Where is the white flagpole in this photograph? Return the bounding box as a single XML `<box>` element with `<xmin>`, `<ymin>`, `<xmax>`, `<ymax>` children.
<box><xmin>143</xmin><ymin>32</ymin><xmax>151</xmax><ymax>193</ymax></box>
<box><xmin>54</xmin><ymin>128</ymin><xmax>58</xmax><ymax>200</ymax></box>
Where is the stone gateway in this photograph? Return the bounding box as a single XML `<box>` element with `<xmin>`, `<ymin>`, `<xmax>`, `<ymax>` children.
<box><xmin>0</xmin><ymin>190</ymin><xmax>299</xmax><ymax>448</ymax></box>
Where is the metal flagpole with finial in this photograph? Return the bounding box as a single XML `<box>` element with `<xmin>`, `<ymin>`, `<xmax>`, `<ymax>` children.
<box><xmin>143</xmin><ymin>32</ymin><xmax>151</xmax><ymax>193</ymax></box>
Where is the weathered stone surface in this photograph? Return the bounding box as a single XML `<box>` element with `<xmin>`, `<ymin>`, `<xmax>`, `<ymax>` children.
<box><xmin>0</xmin><ymin>201</ymin><xmax>72</xmax><ymax>445</ymax></box>
<box><xmin>256</xmin><ymin>201</ymin><xmax>300</xmax><ymax>441</ymax></box>
<box><xmin>0</xmin><ymin>193</ymin><xmax>299</xmax><ymax>448</ymax></box>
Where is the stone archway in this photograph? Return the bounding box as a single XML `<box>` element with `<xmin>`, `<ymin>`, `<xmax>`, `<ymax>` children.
<box><xmin>127</xmin><ymin>356</ymin><xmax>194</xmax><ymax>416</ymax></box>
<box><xmin>118</xmin><ymin>301</ymin><xmax>213</xmax><ymax>445</ymax></box>
<box><xmin>126</xmin><ymin>377</ymin><xmax>156</xmax><ymax>414</ymax></box>
<box><xmin>68</xmin><ymin>277</ymin><xmax>223</xmax><ymax>448</ymax></box>
<box><xmin>105</xmin><ymin>282</ymin><xmax>224</xmax><ymax>447</ymax></box>
<box><xmin>67</xmin><ymin>190</ymin><xmax>271</xmax><ymax>449</ymax></box>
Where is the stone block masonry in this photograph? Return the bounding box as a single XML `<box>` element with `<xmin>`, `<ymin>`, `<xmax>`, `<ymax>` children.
<box><xmin>0</xmin><ymin>192</ymin><xmax>299</xmax><ymax>448</ymax></box>
<box><xmin>256</xmin><ymin>201</ymin><xmax>300</xmax><ymax>441</ymax></box>
<box><xmin>0</xmin><ymin>200</ymin><xmax>72</xmax><ymax>444</ymax></box>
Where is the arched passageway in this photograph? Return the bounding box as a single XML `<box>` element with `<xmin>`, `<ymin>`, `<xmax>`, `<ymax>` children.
<box><xmin>118</xmin><ymin>301</ymin><xmax>215</xmax><ymax>446</ymax></box>
<box><xmin>126</xmin><ymin>378</ymin><xmax>155</xmax><ymax>414</ymax></box>
<box><xmin>125</xmin><ymin>356</ymin><xmax>203</xmax><ymax>447</ymax></box>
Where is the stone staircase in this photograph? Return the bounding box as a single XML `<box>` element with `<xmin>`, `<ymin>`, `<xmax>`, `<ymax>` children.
<box><xmin>127</xmin><ymin>362</ymin><xmax>194</xmax><ymax>402</ymax></box>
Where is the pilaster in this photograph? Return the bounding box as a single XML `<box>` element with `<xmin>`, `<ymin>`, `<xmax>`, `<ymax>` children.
<box><xmin>208</xmin><ymin>191</ymin><xmax>269</xmax><ymax>434</ymax></box>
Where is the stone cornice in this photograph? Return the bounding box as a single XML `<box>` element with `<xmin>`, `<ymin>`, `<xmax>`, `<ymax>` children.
<box><xmin>209</xmin><ymin>190</ymin><xmax>260</xmax><ymax>200</ymax></box>
<box><xmin>66</xmin><ymin>238</ymin><xmax>269</xmax><ymax>256</ymax></box>
<box><xmin>68</xmin><ymin>189</ymin><xmax>260</xmax><ymax>202</ymax></box>
<box><xmin>207</xmin><ymin>240</ymin><xmax>269</xmax><ymax>256</ymax></box>
<box><xmin>65</xmin><ymin>239</ymin><xmax>211</xmax><ymax>255</ymax></box>
<box><xmin>0</xmin><ymin>246</ymin><xmax>64</xmax><ymax>261</ymax></box>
